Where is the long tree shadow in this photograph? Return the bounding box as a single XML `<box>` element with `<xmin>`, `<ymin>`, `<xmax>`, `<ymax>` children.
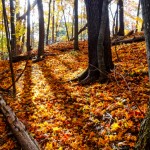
<box><xmin>37</xmin><ymin>59</ymin><xmax>100</xmax><ymax>149</ymax></box>
<box><xmin>18</xmin><ymin>61</ymin><xmax>36</xmax><ymax>127</ymax></box>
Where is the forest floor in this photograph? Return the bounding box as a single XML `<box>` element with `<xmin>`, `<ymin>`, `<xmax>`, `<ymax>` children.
<box><xmin>0</xmin><ymin>37</ymin><xmax>150</xmax><ymax>149</ymax></box>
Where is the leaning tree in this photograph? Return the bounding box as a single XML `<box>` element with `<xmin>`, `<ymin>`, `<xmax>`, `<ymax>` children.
<box><xmin>77</xmin><ymin>0</ymin><xmax>114</xmax><ymax>84</ymax></box>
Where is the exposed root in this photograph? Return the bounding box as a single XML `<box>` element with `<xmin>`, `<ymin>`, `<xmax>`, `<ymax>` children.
<box><xmin>68</xmin><ymin>68</ymin><xmax>88</xmax><ymax>82</ymax></box>
<box><xmin>78</xmin><ymin>70</ymin><xmax>99</xmax><ymax>85</ymax></box>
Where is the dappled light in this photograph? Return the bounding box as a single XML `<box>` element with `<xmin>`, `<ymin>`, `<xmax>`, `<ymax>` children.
<box><xmin>0</xmin><ymin>40</ymin><xmax>149</xmax><ymax>149</ymax></box>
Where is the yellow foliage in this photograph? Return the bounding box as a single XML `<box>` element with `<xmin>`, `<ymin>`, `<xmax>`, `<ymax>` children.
<box><xmin>111</xmin><ymin>123</ymin><xmax>120</xmax><ymax>132</ymax></box>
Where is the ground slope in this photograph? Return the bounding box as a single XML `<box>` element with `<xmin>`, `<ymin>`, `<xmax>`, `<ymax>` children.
<box><xmin>0</xmin><ymin>40</ymin><xmax>149</xmax><ymax>150</ymax></box>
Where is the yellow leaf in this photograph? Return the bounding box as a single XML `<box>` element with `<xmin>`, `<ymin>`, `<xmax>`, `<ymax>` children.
<box><xmin>52</xmin><ymin>127</ymin><xmax>60</xmax><ymax>132</ymax></box>
<box><xmin>58</xmin><ymin>147</ymin><xmax>63</xmax><ymax>150</ymax></box>
<box><xmin>45</xmin><ymin>142</ymin><xmax>53</xmax><ymax>150</ymax></box>
<box><xmin>111</xmin><ymin>122</ymin><xmax>120</xmax><ymax>132</ymax></box>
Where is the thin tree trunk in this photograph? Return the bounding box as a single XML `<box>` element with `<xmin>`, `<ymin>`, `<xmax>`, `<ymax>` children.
<box><xmin>1</xmin><ymin>17</ymin><xmax>4</xmax><ymax>59</ymax></box>
<box><xmin>2</xmin><ymin>0</ymin><xmax>16</xmax><ymax>96</ymax></box>
<box><xmin>115</xmin><ymin>4</ymin><xmax>119</xmax><ymax>35</ymax></box>
<box><xmin>52</xmin><ymin>0</ymin><xmax>55</xmax><ymax>43</ymax></box>
<box><xmin>27</xmin><ymin>0</ymin><xmax>31</xmax><ymax>52</ymax></box>
<box><xmin>135</xmin><ymin>0</ymin><xmax>141</xmax><ymax>32</ymax></box>
<box><xmin>10</xmin><ymin>0</ymin><xmax>17</xmax><ymax>56</ymax></box>
<box><xmin>74</xmin><ymin>0</ymin><xmax>79</xmax><ymax>50</ymax></box>
<box><xmin>46</xmin><ymin>0</ymin><xmax>52</xmax><ymax>45</ymax></box>
<box><xmin>61</xmin><ymin>0</ymin><xmax>70</xmax><ymax>41</ymax></box>
<box><xmin>112</xmin><ymin>9</ymin><xmax>117</xmax><ymax>36</ymax></box>
<box><xmin>117</xmin><ymin>0</ymin><xmax>124</xmax><ymax>36</ymax></box>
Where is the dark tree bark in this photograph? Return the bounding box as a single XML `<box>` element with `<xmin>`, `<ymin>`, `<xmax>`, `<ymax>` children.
<box><xmin>74</xmin><ymin>0</ymin><xmax>79</xmax><ymax>50</ymax></box>
<box><xmin>52</xmin><ymin>0</ymin><xmax>55</xmax><ymax>43</ymax></box>
<box><xmin>27</xmin><ymin>0</ymin><xmax>31</xmax><ymax>52</ymax></box>
<box><xmin>117</xmin><ymin>0</ymin><xmax>124</xmax><ymax>36</ymax></box>
<box><xmin>46</xmin><ymin>0</ymin><xmax>52</xmax><ymax>45</ymax></box>
<box><xmin>10</xmin><ymin>0</ymin><xmax>17</xmax><ymax>56</ymax></box>
<box><xmin>97</xmin><ymin>0</ymin><xmax>113</xmax><ymax>81</ymax></box>
<box><xmin>37</xmin><ymin>0</ymin><xmax>45</xmax><ymax>59</ymax></box>
<box><xmin>78</xmin><ymin>0</ymin><xmax>113</xmax><ymax>84</ymax></box>
<box><xmin>2</xmin><ymin>0</ymin><xmax>16</xmax><ymax>96</ymax></box>
<box><xmin>135</xmin><ymin>0</ymin><xmax>150</xmax><ymax>149</ymax></box>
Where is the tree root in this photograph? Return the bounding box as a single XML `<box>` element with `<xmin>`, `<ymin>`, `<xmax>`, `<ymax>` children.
<box><xmin>78</xmin><ymin>70</ymin><xmax>99</xmax><ymax>85</ymax></box>
<box><xmin>68</xmin><ymin>68</ymin><xmax>88</xmax><ymax>82</ymax></box>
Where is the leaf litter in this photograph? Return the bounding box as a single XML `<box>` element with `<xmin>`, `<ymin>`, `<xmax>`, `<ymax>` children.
<box><xmin>0</xmin><ymin>40</ymin><xmax>149</xmax><ymax>150</ymax></box>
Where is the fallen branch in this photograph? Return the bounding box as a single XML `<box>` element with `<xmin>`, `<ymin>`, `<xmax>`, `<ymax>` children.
<box><xmin>12</xmin><ymin>55</ymin><xmax>33</xmax><ymax>63</ymax></box>
<box><xmin>12</xmin><ymin>52</ymin><xmax>56</xmax><ymax>63</ymax></box>
<box><xmin>0</xmin><ymin>95</ymin><xmax>40</xmax><ymax>150</ymax></box>
<box><xmin>112</xmin><ymin>36</ymin><xmax>145</xmax><ymax>45</ymax></box>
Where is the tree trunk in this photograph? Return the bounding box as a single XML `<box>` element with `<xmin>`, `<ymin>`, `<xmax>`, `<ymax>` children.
<box><xmin>135</xmin><ymin>0</ymin><xmax>150</xmax><ymax>149</ymax></box>
<box><xmin>117</xmin><ymin>0</ymin><xmax>124</xmax><ymax>36</ymax></box>
<box><xmin>61</xmin><ymin>0</ymin><xmax>70</xmax><ymax>41</ymax></box>
<box><xmin>46</xmin><ymin>0</ymin><xmax>52</xmax><ymax>45</ymax></box>
<box><xmin>74</xmin><ymin>0</ymin><xmax>79</xmax><ymax>50</ymax></box>
<box><xmin>27</xmin><ymin>0</ymin><xmax>31</xmax><ymax>52</ymax></box>
<box><xmin>2</xmin><ymin>0</ymin><xmax>16</xmax><ymax>96</ymax></box>
<box><xmin>79</xmin><ymin>0</ymin><xmax>113</xmax><ymax>84</ymax></box>
<box><xmin>97</xmin><ymin>0</ymin><xmax>108</xmax><ymax>81</ymax></box>
<box><xmin>115</xmin><ymin>4</ymin><xmax>119</xmax><ymax>35</ymax></box>
<box><xmin>52</xmin><ymin>0</ymin><xmax>55</xmax><ymax>43</ymax></box>
<box><xmin>0</xmin><ymin>95</ymin><xmax>40</xmax><ymax>150</ymax></box>
<box><xmin>37</xmin><ymin>0</ymin><xmax>45</xmax><ymax>59</ymax></box>
<box><xmin>10</xmin><ymin>0</ymin><xmax>17</xmax><ymax>56</ymax></box>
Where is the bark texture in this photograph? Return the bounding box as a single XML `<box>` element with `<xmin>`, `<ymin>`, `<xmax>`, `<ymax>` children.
<box><xmin>37</xmin><ymin>0</ymin><xmax>45</xmax><ymax>58</ymax></box>
<box><xmin>74</xmin><ymin>0</ymin><xmax>79</xmax><ymax>50</ymax></box>
<box><xmin>117</xmin><ymin>0</ymin><xmax>124</xmax><ymax>36</ymax></box>
<box><xmin>78</xmin><ymin>0</ymin><xmax>113</xmax><ymax>84</ymax></box>
<box><xmin>135</xmin><ymin>0</ymin><xmax>150</xmax><ymax>149</ymax></box>
<box><xmin>0</xmin><ymin>95</ymin><xmax>40</xmax><ymax>150</ymax></box>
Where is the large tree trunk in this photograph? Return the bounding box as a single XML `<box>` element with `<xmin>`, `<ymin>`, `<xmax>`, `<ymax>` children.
<box><xmin>135</xmin><ymin>0</ymin><xmax>150</xmax><ymax>149</ymax></box>
<box><xmin>78</xmin><ymin>0</ymin><xmax>113</xmax><ymax>84</ymax></box>
<box><xmin>37</xmin><ymin>0</ymin><xmax>45</xmax><ymax>59</ymax></box>
<box><xmin>97</xmin><ymin>0</ymin><xmax>109</xmax><ymax>81</ymax></box>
